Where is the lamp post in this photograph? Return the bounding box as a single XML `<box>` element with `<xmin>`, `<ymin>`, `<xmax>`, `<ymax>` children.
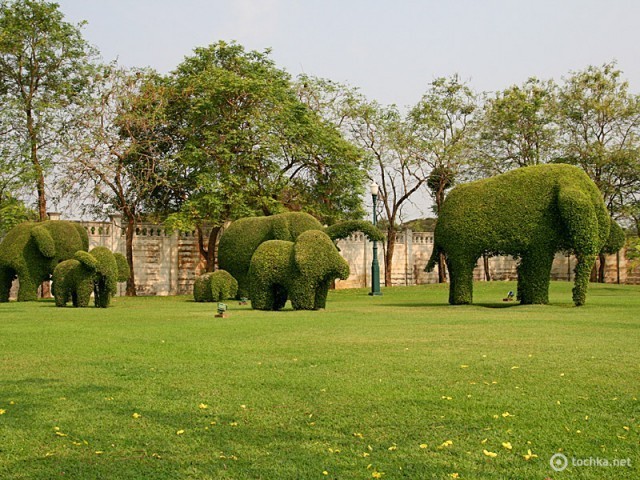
<box><xmin>369</xmin><ymin>181</ymin><xmax>382</xmax><ymax>296</ymax></box>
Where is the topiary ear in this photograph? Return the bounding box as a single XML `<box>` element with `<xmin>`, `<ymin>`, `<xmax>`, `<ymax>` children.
<box><xmin>32</xmin><ymin>225</ymin><xmax>56</xmax><ymax>258</ymax></box>
<box><xmin>113</xmin><ymin>253</ymin><xmax>130</xmax><ymax>282</ymax></box>
<box><xmin>74</xmin><ymin>251</ymin><xmax>97</xmax><ymax>271</ymax></box>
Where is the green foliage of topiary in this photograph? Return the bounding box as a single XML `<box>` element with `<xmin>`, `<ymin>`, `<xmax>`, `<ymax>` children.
<box><xmin>52</xmin><ymin>246</ymin><xmax>130</xmax><ymax>308</ymax></box>
<box><xmin>193</xmin><ymin>270</ymin><xmax>238</xmax><ymax>302</ymax></box>
<box><xmin>248</xmin><ymin>230</ymin><xmax>350</xmax><ymax>310</ymax></box>
<box><xmin>0</xmin><ymin>220</ymin><xmax>89</xmax><ymax>302</ymax></box>
<box><xmin>218</xmin><ymin>212</ymin><xmax>378</xmax><ymax>298</ymax></box>
<box><xmin>114</xmin><ymin>253</ymin><xmax>130</xmax><ymax>282</ymax></box>
<box><xmin>324</xmin><ymin>220</ymin><xmax>384</xmax><ymax>242</ymax></box>
<box><xmin>426</xmin><ymin>164</ymin><xmax>612</xmax><ymax>306</ymax></box>
<box><xmin>601</xmin><ymin>219</ymin><xmax>625</xmax><ymax>255</ymax></box>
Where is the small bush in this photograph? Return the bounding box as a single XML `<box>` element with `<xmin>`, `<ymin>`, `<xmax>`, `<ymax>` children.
<box><xmin>193</xmin><ymin>270</ymin><xmax>238</xmax><ymax>302</ymax></box>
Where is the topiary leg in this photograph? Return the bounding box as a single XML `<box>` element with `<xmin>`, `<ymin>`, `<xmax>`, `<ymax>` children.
<box><xmin>313</xmin><ymin>281</ymin><xmax>331</xmax><ymax>310</ymax></box>
<box><xmin>517</xmin><ymin>251</ymin><xmax>554</xmax><ymax>304</ymax></box>
<box><xmin>447</xmin><ymin>257</ymin><xmax>476</xmax><ymax>305</ymax></box>
<box><xmin>0</xmin><ymin>267</ymin><xmax>15</xmax><ymax>302</ymax></box>
<box><xmin>572</xmin><ymin>254</ymin><xmax>595</xmax><ymax>306</ymax></box>
<box><xmin>16</xmin><ymin>274</ymin><xmax>39</xmax><ymax>302</ymax></box>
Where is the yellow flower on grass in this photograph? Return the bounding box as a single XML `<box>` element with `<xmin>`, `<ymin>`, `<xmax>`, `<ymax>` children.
<box><xmin>176</xmin><ymin>429</ymin><xmax>185</xmax><ymax>435</ymax></box>
<box><xmin>55</xmin><ymin>431</ymin><xmax>67</xmax><ymax>437</ymax></box>
<box><xmin>523</xmin><ymin>449</ymin><xmax>538</xmax><ymax>461</ymax></box>
<box><xmin>95</xmin><ymin>451</ymin><xmax>104</xmax><ymax>455</ymax></box>
<box><xmin>388</xmin><ymin>443</ymin><xmax>397</xmax><ymax>451</ymax></box>
<box><xmin>480</xmin><ymin>438</ymin><xmax>488</xmax><ymax>444</ymax></box>
<box><xmin>501</xmin><ymin>442</ymin><xmax>512</xmax><ymax>451</ymax></box>
<box><xmin>623</xmin><ymin>426</ymin><xmax>630</xmax><ymax>431</ymax></box>
<box><xmin>419</xmin><ymin>443</ymin><xmax>428</xmax><ymax>449</ymax></box>
<box><xmin>322</xmin><ymin>471</ymin><xmax>328</xmax><ymax>476</ymax></box>
<box><xmin>0</xmin><ymin>409</ymin><xmax>5</xmax><ymax>415</ymax></box>
<box><xmin>353</xmin><ymin>432</ymin><xmax>364</xmax><ymax>439</ymax></box>
<box><xmin>372</xmin><ymin>471</ymin><xmax>384</xmax><ymax>478</ymax></box>
<box><xmin>449</xmin><ymin>474</ymin><xmax>460</xmax><ymax>479</ymax></box>
<box><xmin>132</xmin><ymin>412</ymin><xmax>141</xmax><ymax>419</ymax></box>
<box><xmin>439</xmin><ymin>440</ymin><xmax>453</xmax><ymax>449</ymax></box>
<box><xmin>501</xmin><ymin>412</ymin><xmax>514</xmax><ymax>418</ymax></box>
<box><xmin>229</xmin><ymin>421</ymin><xmax>238</xmax><ymax>427</ymax></box>
<box><xmin>198</xmin><ymin>403</ymin><xmax>208</xmax><ymax>409</ymax></box>
<box><xmin>483</xmin><ymin>449</ymin><xmax>498</xmax><ymax>458</ymax></box>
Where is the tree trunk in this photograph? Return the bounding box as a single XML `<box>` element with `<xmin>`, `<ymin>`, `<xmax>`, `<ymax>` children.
<box><xmin>438</xmin><ymin>252</ymin><xmax>447</xmax><ymax>283</ymax></box>
<box><xmin>125</xmin><ymin>216</ymin><xmax>137</xmax><ymax>296</ymax></box>
<box><xmin>206</xmin><ymin>226</ymin><xmax>221</xmax><ymax>272</ymax></box>
<box><xmin>384</xmin><ymin>228</ymin><xmax>396</xmax><ymax>287</ymax></box>
<box><xmin>483</xmin><ymin>254</ymin><xmax>491</xmax><ymax>281</ymax></box>
<box><xmin>589</xmin><ymin>262</ymin><xmax>598</xmax><ymax>282</ymax></box>
<box><xmin>597</xmin><ymin>253</ymin><xmax>606</xmax><ymax>283</ymax></box>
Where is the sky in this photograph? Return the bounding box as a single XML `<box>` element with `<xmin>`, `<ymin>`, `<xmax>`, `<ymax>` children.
<box><xmin>56</xmin><ymin>0</ymin><xmax>640</xmax><ymax>109</ymax></box>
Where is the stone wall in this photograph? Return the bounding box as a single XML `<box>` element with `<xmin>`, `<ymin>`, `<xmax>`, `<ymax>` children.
<box><xmin>5</xmin><ymin>217</ymin><xmax>639</xmax><ymax>299</ymax></box>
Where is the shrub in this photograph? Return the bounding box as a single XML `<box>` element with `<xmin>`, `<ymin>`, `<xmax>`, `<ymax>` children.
<box><xmin>0</xmin><ymin>220</ymin><xmax>89</xmax><ymax>302</ymax></box>
<box><xmin>248</xmin><ymin>230</ymin><xmax>350</xmax><ymax>310</ymax></box>
<box><xmin>218</xmin><ymin>212</ymin><xmax>381</xmax><ymax>298</ymax></box>
<box><xmin>193</xmin><ymin>270</ymin><xmax>238</xmax><ymax>302</ymax></box>
<box><xmin>427</xmin><ymin>164</ymin><xmax>612</xmax><ymax>306</ymax></box>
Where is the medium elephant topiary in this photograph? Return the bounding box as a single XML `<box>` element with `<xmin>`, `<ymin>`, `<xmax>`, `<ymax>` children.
<box><xmin>426</xmin><ymin>164</ymin><xmax>619</xmax><ymax>306</ymax></box>
<box><xmin>193</xmin><ymin>270</ymin><xmax>238</xmax><ymax>302</ymax></box>
<box><xmin>0</xmin><ymin>220</ymin><xmax>89</xmax><ymax>302</ymax></box>
<box><xmin>218</xmin><ymin>212</ymin><xmax>381</xmax><ymax>298</ymax></box>
<box><xmin>248</xmin><ymin>230</ymin><xmax>350</xmax><ymax>310</ymax></box>
<box><xmin>52</xmin><ymin>246</ymin><xmax>130</xmax><ymax>308</ymax></box>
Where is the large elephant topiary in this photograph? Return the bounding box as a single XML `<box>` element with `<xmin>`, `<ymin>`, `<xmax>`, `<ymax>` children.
<box><xmin>0</xmin><ymin>220</ymin><xmax>89</xmax><ymax>302</ymax></box>
<box><xmin>218</xmin><ymin>212</ymin><xmax>381</xmax><ymax>298</ymax></box>
<box><xmin>52</xmin><ymin>246</ymin><xmax>130</xmax><ymax>308</ymax></box>
<box><xmin>193</xmin><ymin>270</ymin><xmax>238</xmax><ymax>302</ymax></box>
<box><xmin>248</xmin><ymin>230</ymin><xmax>350</xmax><ymax>310</ymax></box>
<box><xmin>426</xmin><ymin>164</ymin><xmax>622</xmax><ymax>306</ymax></box>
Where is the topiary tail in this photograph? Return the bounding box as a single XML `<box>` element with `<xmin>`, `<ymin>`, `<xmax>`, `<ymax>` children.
<box><xmin>425</xmin><ymin>245</ymin><xmax>441</xmax><ymax>272</ymax></box>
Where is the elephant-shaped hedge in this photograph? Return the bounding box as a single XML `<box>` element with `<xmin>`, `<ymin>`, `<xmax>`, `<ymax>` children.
<box><xmin>248</xmin><ymin>230</ymin><xmax>350</xmax><ymax>310</ymax></box>
<box><xmin>193</xmin><ymin>270</ymin><xmax>238</xmax><ymax>302</ymax></box>
<box><xmin>426</xmin><ymin>164</ymin><xmax>623</xmax><ymax>306</ymax></box>
<box><xmin>218</xmin><ymin>212</ymin><xmax>381</xmax><ymax>298</ymax></box>
<box><xmin>0</xmin><ymin>220</ymin><xmax>89</xmax><ymax>302</ymax></box>
<box><xmin>52</xmin><ymin>246</ymin><xmax>130</xmax><ymax>308</ymax></box>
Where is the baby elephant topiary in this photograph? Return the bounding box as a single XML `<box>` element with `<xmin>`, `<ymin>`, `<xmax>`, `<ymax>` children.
<box><xmin>193</xmin><ymin>270</ymin><xmax>238</xmax><ymax>302</ymax></box>
<box><xmin>248</xmin><ymin>230</ymin><xmax>350</xmax><ymax>310</ymax></box>
<box><xmin>52</xmin><ymin>246</ymin><xmax>130</xmax><ymax>308</ymax></box>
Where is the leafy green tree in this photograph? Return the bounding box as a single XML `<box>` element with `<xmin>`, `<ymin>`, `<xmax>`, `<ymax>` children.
<box><xmin>475</xmin><ymin>78</ymin><xmax>558</xmax><ymax>175</ymax></box>
<box><xmin>409</xmin><ymin>75</ymin><xmax>478</xmax><ymax>282</ymax></box>
<box><xmin>156</xmin><ymin>42</ymin><xmax>366</xmax><ymax>271</ymax></box>
<box><xmin>0</xmin><ymin>0</ymin><xmax>95</xmax><ymax>221</ymax></box>
<box><xmin>557</xmin><ymin>62</ymin><xmax>640</xmax><ymax>281</ymax></box>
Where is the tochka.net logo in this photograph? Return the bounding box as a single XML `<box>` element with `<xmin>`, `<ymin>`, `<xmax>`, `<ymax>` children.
<box><xmin>550</xmin><ymin>453</ymin><xmax>633</xmax><ymax>472</ymax></box>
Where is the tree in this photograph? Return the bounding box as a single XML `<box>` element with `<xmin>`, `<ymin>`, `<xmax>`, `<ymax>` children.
<box><xmin>59</xmin><ymin>65</ymin><xmax>170</xmax><ymax>296</ymax></box>
<box><xmin>409</xmin><ymin>75</ymin><xmax>478</xmax><ymax>282</ymax></box>
<box><xmin>474</xmin><ymin>78</ymin><xmax>558</xmax><ymax>175</ymax></box>
<box><xmin>0</xmin><ymin>0</ymin><xmax>95</xmax><ymax>221</ymax></box>
<box><xmin>155</xmin><ymin>42</ymin><xmax>367</xmax><ymax>271</ymax></box>
<box><xmin>557</xmin><ymin>62</ymin><xmax>640</xmax><ymax>281</ymax></box>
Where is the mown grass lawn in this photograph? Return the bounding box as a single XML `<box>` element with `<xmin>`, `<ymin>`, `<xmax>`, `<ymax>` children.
<box><xmin>0</xmin><ymin>281</ymin><xmax>638</xmax><ymax>479</ymax></box>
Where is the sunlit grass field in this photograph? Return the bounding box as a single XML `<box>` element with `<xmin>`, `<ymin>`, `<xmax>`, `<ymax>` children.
<box><xmin>0</xmin><ymin>281</ymin><xmax>638</xmax><ymax>479</ymax></box>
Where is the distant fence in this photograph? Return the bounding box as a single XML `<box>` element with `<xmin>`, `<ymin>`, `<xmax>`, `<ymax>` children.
<box><xmin>6</xmin><ymin>215</ymin><xmax>640</xmax><ymax>298</ymax></box>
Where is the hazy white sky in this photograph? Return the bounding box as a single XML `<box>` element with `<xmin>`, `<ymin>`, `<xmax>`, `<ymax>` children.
<box><xmin>56</xmin><ymin>0</ymin><xmax>640</xmax><ymax>108</ymax></box>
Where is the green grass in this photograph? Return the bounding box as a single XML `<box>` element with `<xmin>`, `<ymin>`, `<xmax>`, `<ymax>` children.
<box><xmin>0</xmin><ymin>281</ymin><xmax>639</xmax><ymax>479</ymax></box>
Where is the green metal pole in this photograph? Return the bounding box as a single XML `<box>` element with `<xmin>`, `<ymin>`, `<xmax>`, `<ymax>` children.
<box><xmin>370</xmin><ymin>193</ymin><xmax>382</xmax><ymax>296</ymax></box>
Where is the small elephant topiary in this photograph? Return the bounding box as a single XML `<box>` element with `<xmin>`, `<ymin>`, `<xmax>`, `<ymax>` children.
<box><xmin>52</xmin><ymin>246</ymin><xmax>130</xmax><ymax>308</ymax></box>
<box><xmin>0</xmin><ymin>220</ymin><xmax>89</xmax><ymax>302</ymax></box>
<box><xmin>426</xmin><ymin>164</ymin><xmax>621</xmax><ymax>306</ymax></box>
<box><xmin>248</xmin><ymin>230</ymin><xmax>350</xmax><ymax>310</ymax></box>
<box><xmin>193</xmin><ymin>270</ymin><xmax>238</xmax><ymax>302</ymax></box>
<box><xmin>218</xmin><ymin>211</ymin><xmax>381</xmax><ymax>298</ymax></box>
